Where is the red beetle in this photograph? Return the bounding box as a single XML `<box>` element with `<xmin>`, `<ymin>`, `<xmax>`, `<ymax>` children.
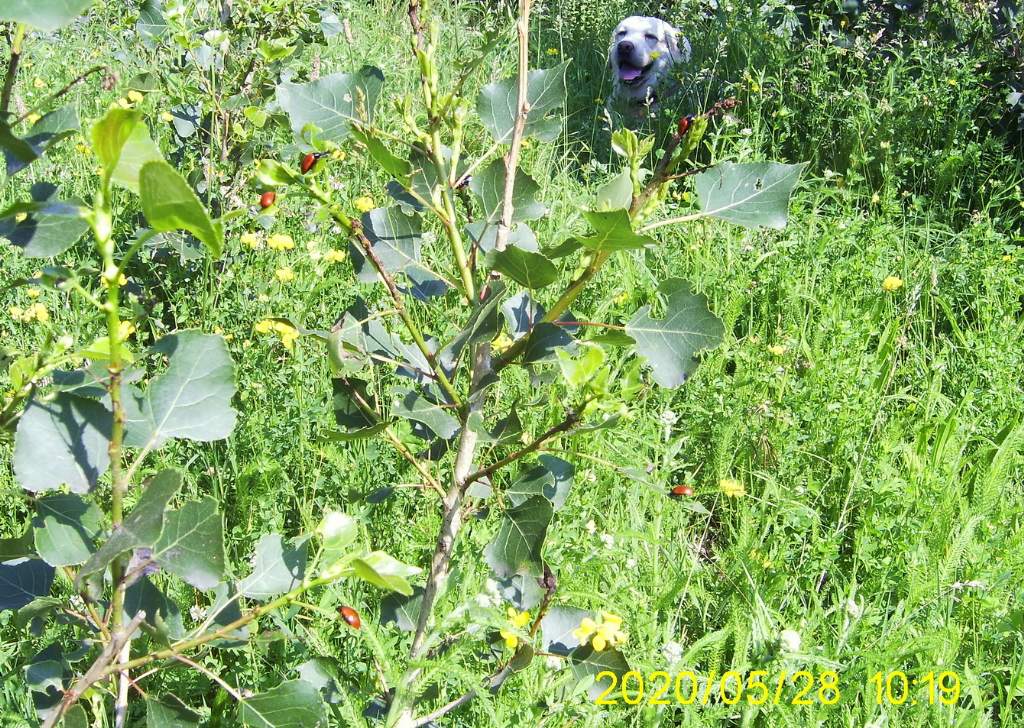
<box><xmin>676</xmin><ymin>115</ymin><xmax>694</xmax><ymax>137</ymax></box>
<box><xmin>669</xmin><ymin>484</ymin><xmax>694</xmax><ymax>498</ymax></box>
<box><xmin>300</xmin><ymin>152</ymin><xmax>323</xmax><ymax>174</ymax></box>
<box><xmin>338</xmin><ymin>605</ymin><xmax>361</xmax><ymax>629</ymax></box>
<box><xmin>259</xmin><ymin>191</ymin><xmax>276</xmax><ymax>209</ymax></box>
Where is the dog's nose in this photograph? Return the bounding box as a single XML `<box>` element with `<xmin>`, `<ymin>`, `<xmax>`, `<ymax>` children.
<box><xmin>617</xmin><ymin>40</ymin><xmax>634</xmax><ymax>55</ymax></box>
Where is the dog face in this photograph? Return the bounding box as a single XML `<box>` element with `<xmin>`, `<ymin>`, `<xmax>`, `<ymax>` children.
<box><xmin>609</xmin><ymin>16</ymin><xmax>690</xmax><ymax>103</ymax></box>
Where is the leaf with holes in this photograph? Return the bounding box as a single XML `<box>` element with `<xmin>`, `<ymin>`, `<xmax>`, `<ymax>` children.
<box><xmin>123</xmin><ymin>331</ymin><xmax>237</xmax><ymax>451</ymax></box>
<box><xmin>32</xmin><ymin>494</ymin><xmax>102</xmax><ymax>567</ymax></box>
<box><xmin>694</xmin><ymin>161</ymin><xmax>806</xmax><ymax>229</ymax></box>
<box><xmin>477</xmin><ymin>62</ymin><xmax>568</xmax><ymax>143</ymax></box>
<box><xmin>485</xmin><ymin>495</ymin><xmax>553</xmax><ymax>579</ymax></box>
<box><xmin>625</xmin><ymin>278</ymin><xmax>723</xmax><ymax>388</ymax></box>
<box><xmin>276</xmin><ymin>67</ymin><xmax>384</xmax><ymax>144</ymax></box>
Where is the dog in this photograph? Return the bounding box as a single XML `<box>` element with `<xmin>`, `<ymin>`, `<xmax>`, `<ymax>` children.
<box><xmin>609</xmin><ymin>16</ymin><xmax>690</xmax><ymax>109</ymax></box>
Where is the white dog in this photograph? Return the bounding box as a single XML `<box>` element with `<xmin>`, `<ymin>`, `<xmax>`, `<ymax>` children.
<box><xmin>609</xmin><ymin>16</ymin><xmax>690</xmax><ymax>107</ymax></box>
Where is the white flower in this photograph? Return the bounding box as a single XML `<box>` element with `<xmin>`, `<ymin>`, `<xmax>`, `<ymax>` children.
<box><xmin>844</xmin><ymin>598</ymin><xmax>862</xmax><ymax>618</ymax></box>
<box><xmin>662</xmin><ymin>640</ymin><xmax>683</xmax><ymax>665</ymax></box>
<box><xmin>625</xmin><ymin>558</ymin><xmax>637</xmax><ymax>569</ymax></box>
<box><xmin>189</xmin><ymin>605</ymin><xmax>204</xmax><ymax>622</ymax></box>
<box><xmin>658</xmin><ymin>409</ymin><xmax>679</xmax><ymax>426</ymax></box>
<box><xmin>545</xmin><ymin>655</ymin><xmax>564</xmax><ymax>670</ymax></box>
<box><xmin>585</xmin><ymin>519</ymin><xmax>597</xmax><ymax>535</ymax></box>
<box><xmin>779</xmin><ymin>629</ymin><xmax>802</xmax><ymax>653</ymax></box>
<box><xmin>599</xmin><ymin>533</ymin><xmax>615</xmax><ymax>549</ymax></box>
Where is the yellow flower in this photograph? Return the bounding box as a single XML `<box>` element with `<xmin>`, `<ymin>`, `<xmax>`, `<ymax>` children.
<box><xmin>1002</xmin><ymin>254</ymin><xmax>1013</xmax><ymax>262</ymax></box>
<box><xmin>254</xmin><ymin>319</ymin><xmax>300</xmax><ymax>351</ymax></box>
<box><xmin>499</xmin><ymin>607</ymin><xmax>532</xmax><ymax>650</ymax></box>
<box><xmin>240</xmin><ymin>232</ymin><xmax>263</xmax><ymax>250</ymax></box>
<box><xmin>25</xmin><ymin>112</ymin><xmax>41</xmax><ymax>125</ymax></box>
<box><xmin>881</xmin><ymin>275</ymin><xmax>903</xmax><ymax>292</ymax></box>
<box><xmin>491</xmin><ymin>332</ymin><xmax>513</xmax><ymax>354</ymax></box>
<box><xmin>354</xmin><ymin>196</ymin><xmax>375</xmax><ymax>213</ymax></box>
<box><xmin>33</xmin><ymin>77</ymin><xmax>45</xmax><ymax>89</ymax></box>
<box><xmin>267</xmin><ymin>233</ymin><xmax>294</xmax><ymax>251</ymax></box>
<box><xmin>115</xmin><ymin>98</ymin><xmax>132</xmax><ymax>109</ymax></box>
<box><xmin>160</xmin><ymin>111</ymin><xmax>174</xmax><ymax>122</ymax></box>
<box><xmin>546</xmin><ymin>47</ymin><xmax>560</xmax><ymax>56</ymax></box>
<box><xmin>274</xmin><ymin>267</ymin><xmax>295</xmax><ymax>283</ymax></box>
<box><xmin>323</xmin><ymin>248</ymin><xmax>346</xmax><ymax>265</ymax></box>
<box><xmin>612</xmin><ymin>291</ymin><xmax>629</xmax><ymax>306</ymax></box>
<box><xmin>127</xmin><ymin>90</ymin><xmax>144</xmax><ymax>103</ymax></box>
<box><xmin>254</xmin><ymin>319</ymin><xmax>275</xmax><ymax>335</ymax></box>
<box><xmin>573</xmin><ymin>612</ymin><xmax>628</xmax><ymax>652</ymax></box>
<box><xmin>871</xmin><ymin>192</ymin><xmax>880</xmax><ymax>205</ymax></box>
<box><xmin>331</xmin><ymin>149</ymin><xmax>347</xmax><ymax>162</ymax></box>
<box><xmin>26</xmin><ymin>288</ymin><xmax>40</xmax><ymax>299</ymax></box>
<box><xmin>9</xmin><ymin>305</ymin><xmax>25</xmax><ymax>321</ymax></box>
<box><xmin>719</xmin><ymin>478</ymin><xmax>745</xmax><ymax>498</ymax></box>
<box><xmin>766</xmin><ymin>344</ymin><xmax>787</xmax><ymax>357</ymax></box>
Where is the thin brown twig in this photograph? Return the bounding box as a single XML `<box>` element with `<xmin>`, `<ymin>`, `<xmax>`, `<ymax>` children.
<box><xmin>13</xmin><ymin>64</ymin><xmax>107</xmax><ymax>124</ymax></box>
<box><xmin>463</xmin><ymin>407</ymin><xmax>582</xmax><ymax>486</ymax></box>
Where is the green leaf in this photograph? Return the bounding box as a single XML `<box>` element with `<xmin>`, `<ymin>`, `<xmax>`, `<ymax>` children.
<box><xmin>109</xmin><ymin>121</ymin><xmax>164</xmax><ymax>194</ymax></box>
<box><xmin>32</xmin><ymin>494</ymin><xmax>102</xmax><ymax>567</ymax></box>
<box><xmin>151</xmin><ymin>497</ymin><xmax>224</xmax><ymax>590</ymax></box>
<box><xmin>470</xmin><ymin>158</ymin><xmax>546</xmax><ymax>224</ymax></box>
<box><xmin>329</xmin><ymin>377</ymin><xmax>381</xmax><ymax>437</ymax></box>
<box><xmin>139</xmin><ymin>161</ymin><xmax>224</xmax><ymax>257</ymax></box>
<box><xmin>125</xmin><ymin>576</ymin><xmax>186</xmax><ymax>643</ymax></box>
<box><xmin>349</xmin><ymin>207</ymin><xmax>423</xmax><ymax>283</ymax></box>
<box><xmin>92</xmin><ymin>108</ymin><xmax>143</xmax><ymax>180</ymax></box>
<box><xmin>295</xmin><ymin>658</ymin><xmax>341</xmax><ymax>705</ymax></box>
<box><xmin>507</xmin><ymin>456</ymin><xmax>574</xmax><ymax>512</ymax></box>
<box><xmin>255</xmin><ymin>159</ymin><xmax>300</xmax><ymax>187</ymax></box>
<box><xmin>64</xmin><ymin>704</ymin><xmax>89</xmax><ymax>728</ymax></box>
<box><xmin>316</xmin><ymin>512</ymin><xmax>358</xmax><ymax>572</ymax></box>
<box><xmin>594</xmin><ymin>169</ymin><xmax>633</xmax><ymax>211</ymax></box>
<box><xmin>484</xmin><ymin>495</ymin><xmax>553</xmax><ymax>579</ymax></box>
<box><xmin>466</xmin><ymin>220</ymin><xmax>538</xmax><ymax>254</ymax></box>
<box><xmin>349</xmin><ymin>551</ymin><xmax>421</xmax><ymax>595</ymax></box>
<box><xmin>257</xmin><ymin>38</ymin><xmax>296</xmax><ymax>62</ymax></box>
<box><xmin>349</xmin><ymin>126</ymin><xmax>411</xmax><ymax>179</ymax></box>
<box><xmin>0</xmin><ymin>529</ymin><xmax>35</xmax><ymax>561</ymax></box>
<box><xmin>3</xmin><ymin>106</ymin><xmax>80</xmax><ymax>176</ymax></box>
<box><xmin>136</xmin><ymin>1</ymin><xmax>167</xmax><ymax>43</ymax></box>
<box><xmin>239</xmin><ymin>680</ymin><xmax>326</xmax><ymax>728</ymax></box>
<box><xmin>477</xmin><ymin>62</ymin><xmax>568</xmax><ymax>143</ymax></box>
<box><xmin>380</xmin><ymin>586</ymin><xmax>423</xmax><ymax>632</ymax></box>
<box><xmin>569</xmin><ymin>645</ymin><xmax>631</xmax><ymax>699</ymax></box>
<box><xmin>0</xmin><ymin>0</ymin><xmax>96</xmax><ymax>31</ymax></box>
<box><xmin>14</xmin><ymin>392</ymin><xmax>111</xmax><ymax>493</ymax></box>
<box><xmin>625</xmin><ymin>278</ymin><xmax>724</xmax><ymax>388</ymax></box>
<box><xmin>0</xmin><ymin>559</ymin><xmax>54</xmax><ymax>611</ymax></box>
<box><xmin>76</xmin><ymin>470</ymin><xmax>182</xmax><ymax>586</ymax></box>
<box><xmin>240</xmin><ymin>534</ymin><xmax>309</xmax><ymax>600</ymax></box>
<box><xmin>556</xmin><ymin>342</ymin><xmax>606</xmax><ymax>389</ymax></box>
<box><xmin>276</xmin><ymin>67</ymin><xmax>384</xmax><ymax>144</ymax></box>
<box><xmin>439</xmin><ymin>280</ymin><xmax>507</xmax><ymax>367</ymax></box>
<box><xmin>390</xmin><ymin>387</ymin><xmax>460</xmax><ymax>440</ymax></box>
<box><xmin>540</xmin><ymin>606</ymin><xmax>589</xmax><ymax>655</ymax></box>
<box><xmin>146</xmin><ymin>696</ymin><xmax>201</xmax><ymax>727</ymax></box>
<box><xmin>522</xmin><ymin>322</ymin><xmax>575</xmax><ymax>364</ymax></box>
<box><xmin>577</xmin><ymin>209</ymin><xmax>655</xmax><ymax>251</ymax></box>
<box><xmin>693</xmin><ymin>161</ymin><xmax>807</xmax><ymax>229</ymax></box>
<box><xmin>124</xmin><ymin>331</ymin><xmax>237</xmax><ymax>450</ymax></box>
<box><xmin>485</xmin><ymin>246</ymin><xmax>558</xmax><ymax>289</ymax></box>
<box><xmin>0</xmin><ymin>183</ymin><xmax>89</xmax><ymax>258</ymax></box>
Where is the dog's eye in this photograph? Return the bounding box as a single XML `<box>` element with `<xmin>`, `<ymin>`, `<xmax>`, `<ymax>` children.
<box><xmin>644</xmin><ymin>33</ymin><xmax>658</xmax><ymax>41</ymax></box>
<box><xmin>616</xmin><ymin>30</ymin><xmax>626</xmax><ymax>37</ymax></box>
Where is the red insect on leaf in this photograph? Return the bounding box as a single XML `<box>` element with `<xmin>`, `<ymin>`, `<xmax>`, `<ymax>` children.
<box><xmin>338</xmin><ymin>605</ymin><xmax>361</xmax><ymax>629</ymax></box>
<box><xmin>669</xmin><ymin>484</ymin><xmax>693</xmax><ymax>498</ymax></box>
<box><xmin>260</xmin><ymin>191</ymin><xmax>276</xmax><ymax>209</ymax></box>
<box><xmin>301</xmin><ymin>152</ymin><xmax>322</xmax><ymax>174</ymax></box>
<box><xmin>676</xmin><ymin>115</ymin><xmax>694</xmax><ymax>138</ymax></box>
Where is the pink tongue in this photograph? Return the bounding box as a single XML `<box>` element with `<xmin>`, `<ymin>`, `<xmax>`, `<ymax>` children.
<box><xmin>619</xmin><ymin>67</ymin><xmax>642</xmax><ymax>81</ymax></box>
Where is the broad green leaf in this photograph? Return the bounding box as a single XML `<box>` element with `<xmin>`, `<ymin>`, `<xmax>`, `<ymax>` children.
<box><xmin>0</xmin><ymin>559</ymin><xmax>54</xmax><ymax>611</ymax></box>
<box><xmin>136</xmin><ymin>0</ymin><xmax>167</xmax><ymax>43</ymax></box>
<box><xmin>91</xmin><ymin>108</ymin><xmax>143</xmax><ymax>179</ymax></box>
<box><xmin>201</xmin><ymin>582</ymin><xmax>248</xmax><ymax>646</ymax></box>
<box><xmin>484</xmin><ymin>495</ymin><xmax>553</xmax><ymax>579</ymax></box>
<box><xmin>0</xmin><ymin>529</ymin><xmax>35</xmax><ymax>561</ymax></box>
<box><xmin>466</xmin><ymin>220</ymin><xmax>538</xmax><ymax>254</ymax></box>
<box><xmin>540</xmin><ymin>606</ymin><xmax>590</xmax><ymax>655</ymax></box>
<box><xmin>390</xmin><ymin>387</ymin><xmax>459</xmax><ymax>440</ymax></box>
<box><xmin>276</xmin><ymin>67</ymin><xmax>384</xmax><ymax>144</ymax></box>
<box><xmin>693</xmin><ymin>161</ymin><xmax>807</xmax><ymax>229</ymax></box>
<box><xmin>76</xmin><ymin>470</ymin><xmax>182</xmax><ymax>586</ymax></box>
<box><xmin>146</xmin><ymin>696</ymin><xmax>201</xmax><ymax>727</ymax></box>
<box><xmin>349</xmin><ymin>126</ymin><xmax>411</xmax><ymax>179</ymax></box>
<box><xmin>152</xmin><ymin>497</ymin><xmax>224</xmax><ymax>590</ymax></box>
<box><xmin>64</xmin><ymin>705</ymin><xmax>88</xmax><ymax>728</ymax></box>
<box><xmin>329</xmin><ymin>377</ymin><xmax>381</xmax><ymax>436</ymax></box>
<box><xmin>124</xmin><ymin>331</ymin><xmax>237</xmax><ymax>450</ymax></box>
<box><xmin>0</xmin><ymin>0</ymin><xmax>96</xmax><ymax>31</ymax></box>
<box><xmin>255</xmin><ymin>159</ymin><xmax>300</xmax><ymax>187</ymax></box>
<box><xmin>0</xmin><ymin>123</ymin><xmax>36</xmax><ymax>173</ymax></box>
<box><xmin>349</xmin><ymin>207</ymin><xmax>423</xmax><ymax>283</ymax></box>
<box><xmin>485</xmin><ymin>246</ymin><xmax>558</xmax><ymax>289</ymax></box>
<box><xmin>239</xmin><ymin>680</ymin><xmax>326</xmax><ymax>728</ymax></box>
<box><xmin>125</xmin><ymin>576</ymin><xmax>186</xmax><ymax>642</ymax></box>
<box><xmin>522</xmin><ymin>322</ymin><xmax>575</xmax><ymax>364</ymax></box>
<box><xmin>439</xmin><ymin>281</ymin><xmax>507</xmax><ymax>367</ymax></box>
<box><xmin>139</xmin><ymin>161</ymin><xmax>224</xmax><ymax>257</ymax></box>
<box><xmin>295</xmin><ymin>658</ymin><xmax>341</xmax><ymax>704</ymax></box>
<box><xmin>497</xmin><ymin>569</ymin><xmax>544</xmax><ymax>610</ymax></box>
<box><xmin>240</xmin><ymin>534</ymin><xmax>309</xmax><ymax>600</ymax></box>
<box><xmin>0</xmin><ymin>183</ymin><xmax>89</xmax><ymax>257</ymax></box>
<box><xmin>569</xmin><ymin>645</ymin><xmax>631</xmax><ymax>699</ymax></box>
<box><xmin>316</xmin><ymin>512</ymin><xmax>358</xmax><ymax>571</ymax></box>
<box><xmin>110</xmin><ymin>121</ymin><xmax>163</xmax><ymax>193</ymax></box>
<box><xmin>477</xmin><ymin>62</ymin><xmax>568</xmax><ymax>143</ymax></box>
<box><xmin>577</xmin><ymin>209</ymin><xmax>654</xmax><ymax>251</ymax></box>
<box><xmin>257</xmin><ymin>38</ymin><xmax>296</xmax><ymax>62</ymax></box>
<box><xmin>470</xmin><ymin>158</ymin><xmax>545</xmax><ymax>224</ymax></box>
<box><xmin>501</xmin><ymin>291</ymin><xmax>543</xmax><ymax>340</ymax></box>
<box><xmin>15</xmin><ymin>596</ymin><xmax>63</xmax><ymax>633</ymax></box>
<box><xmin>625</xmin><ymin>278</ymin><xmax>724</xmax><ymax>388</ymax></box>
<box><xmin>507</xmin><ymin>456</ymin><xmax>574</xmax><ymax>512</ymax></box>
<box><xmin>556</xmin><ymin>342</ymin><xmax>606</xmax><ymax>389</ymax></box>
<box><xmin>3</xmin><ymin>106</ymin><xmax>80</xmax><ymax>176</ymax></box>
<box><xmin>32</xmin><ymin>494</ymin><xmax>102</xmax><ymax>567</ymax></box>
<box><xmin>349</xmin><ymin>551</ymin><xmax>421</xmax><ymax>595</ymax></box>
<box><xmin>594</xmin><ymin>169</ymin><xmax>633</xmax><ymax>211</ymax></box>
<box><xmin>380</xmin><ymin>587</ymin><xmax>423</xmax><ymax>632</ymax></box>
<box><xmin>14</xmin><ymin>392</ymin><xmax>111</xmax><ymax>493</ymax></box>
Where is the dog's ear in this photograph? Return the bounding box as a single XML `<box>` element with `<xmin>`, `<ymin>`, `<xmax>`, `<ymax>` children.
<box><xmin>665</xmin><ymin>25</ymin><xmax>692</xmax><ymax>63</ymax></box>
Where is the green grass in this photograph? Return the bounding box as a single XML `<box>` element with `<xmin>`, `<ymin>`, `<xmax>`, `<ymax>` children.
<box><xmin>2</xmin><ymin>0</ymin><xmax>1023</xmax><ymax>726</ymax></box>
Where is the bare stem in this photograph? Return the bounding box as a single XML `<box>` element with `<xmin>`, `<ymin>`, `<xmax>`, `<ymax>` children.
<box><xmin>0</xmin><ymin>24</ymin><xmax>25</xmax><ymax>120</ymax></box>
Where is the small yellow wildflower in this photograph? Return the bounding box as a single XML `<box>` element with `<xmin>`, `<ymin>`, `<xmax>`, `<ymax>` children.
<box><xmin>881</xmin><ymin>275</ymin><xmax>903</xmax><ymax>293</ymax></box>
<box><xmin>75</xmin><ymin>142</ymin><xmax>89</xmax><ymax>154</ymax></box>
<box><xmin>15</xmin><ymin>212</ymin><xmax>28</xmax><ymax>223</ymax></box>
<box><xmin>1002</xmin><ymin>254</ymin><xmax>1013</xmax><ymax>262</ymax></box>
<box><xmin>25</xmin><ymin>112</ymin><xmax>41</xmax><ymax>125</ymax></box>
<box><xmin>254</xmin><ymin>319</ymin><xmax>275</xmax><ymax>335</ymax></box>
<box><xmin>612</xmin><ymin>291</ymin><xmax>629</xmax><ymax>306</ymax></box>
<box><xmin>766</xmin><ymin>344</ymin><xmax>787</xmax><ymax>357</ymax></box>
<box><xmin>354</xmin><ymin>196</ymin><xmax>375</xmax><ymax>213</ymax></box>
<box><xmin>719</xmin><ymin>478</ymin><xmax>745</xmax><ymax>498</ymax></box>
<box><xmin>274</xmin><ymin>267</ymin><xmax>295</xmax><ymax>283</ymax></box>
<box><xmin>573</xmin><ymin>611</ymin><xmax>628</xmax><ymax>652</ymax></box>
<box><xmin>160</xmin><ymin>111</ymin><xmax>174</xmax><ymax>122</ymax></box>
<box><xmin>546</xmin><ymin>47</ymin><xmax>560</xmax><ymax>56</ymax></box>
<box><xmin>323</xmin><ymin>248</ymin><xmax>346</xmax><ymax>265</ymax></box>
<box><xmin>331</xmin><ymin>149</ymin><xmax>347</xmax><ymax>162</ymax></box>
<box><xmin>871</xmin><ymin>192</ymin><xmax>880</xmax><ymax>205</ymax></box>
<box><xmin>26</xmin><ymin>288</ymin><xmax>40</xmax><ymax>299</ymax></box>
<box><xmin>33</xmin><ymin>77</ymin><xmax>45</xmax><ymax>89</ymax></box>
<box><xmin>499</xmin><ymin>607</ymin><xmax>532</xmax><ymax>650</ymax></box>
<box><xmin>115</xmin><ymin>98</ymin><xmax>132</xmax><ymax>109</ymax></box>
<box><xmin>127</xmin><ymin>90</ymin><xmax>144</xmax><ymax>103</ymax></box>
<box><xmin>240</xmin><ymin>232</ymin><xmax>263</xmax><ymax>250</ymax></box>
<box><xmin>10</xmin><ymin>302</ymin><xmax>49</xmax><ymax>323</ymax></box>
<box><xmin>254</xmin><ymin>319</ymin><xmax>300</xmax><ymax>351</ymax></box>
<box><xmin>491</xmin><ymin>332</ymin><xmax>513</xmax><ymax>354</ymax></box>
<box><xmin>9</xmin><ymin>305</ymin><xmax>24</xmax><ymax>320</ymax></box>
<box><xmin>267</xmin><ymin>233</ymin><xmax>295</xmax><ymax>251</ymax></box>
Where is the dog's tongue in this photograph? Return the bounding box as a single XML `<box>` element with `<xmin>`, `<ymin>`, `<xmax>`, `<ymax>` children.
<box><xmin>619</xmin><ymin>66</ymin><xmax>642</xmax><ymax>81</ymax></box>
